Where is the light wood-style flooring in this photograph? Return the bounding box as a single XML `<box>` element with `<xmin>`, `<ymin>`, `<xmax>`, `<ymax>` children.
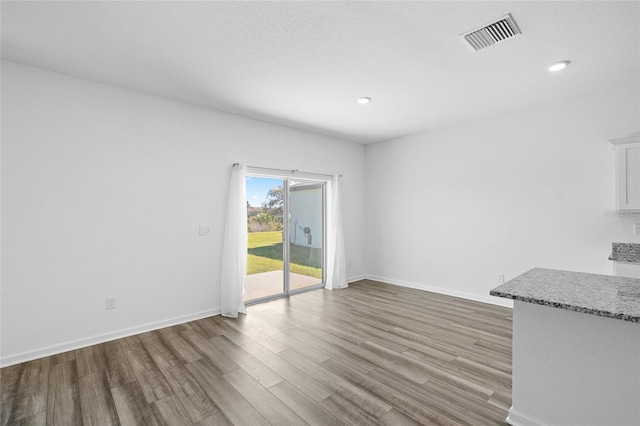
<box><xmin>1</xmin><ymin>280</ymin><xmax>513</xmax><ymax>425</ymax></box>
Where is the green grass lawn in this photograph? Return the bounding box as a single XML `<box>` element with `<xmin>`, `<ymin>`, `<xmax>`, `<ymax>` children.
<box><xmin>247</xmin><ymin>231</ymin><xmax>322</xmax><ymax>279</ymax></box>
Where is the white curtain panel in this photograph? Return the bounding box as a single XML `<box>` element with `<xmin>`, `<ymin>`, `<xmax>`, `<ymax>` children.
<box><xmin>220</xmin><ymin>163</ymin><xmax>248</xmax><ymax>317</ymax></box>
<box><xmin>325</xmin><ymin>175</ymin><xmax>348</xmax><ymax>290</ymax></box>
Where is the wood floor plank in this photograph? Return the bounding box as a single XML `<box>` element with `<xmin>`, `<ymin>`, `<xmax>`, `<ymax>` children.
<box><xmin>319</xmin><ymin>393</ymin><xmax>386</xmax><ymax>426</ymax></box>
<box><xmin>186</xmin><ymin>319</ymin><xmax>220</xmax><ymax>339</ymax></box>
<box><xmin>402</xmin><ymin>338</ymin><xmax>458</xmax><ymax>362</ymax></box>
<box><xmin>111</xmin><ymin>381</ymin><xmax>159</xmax><ymax>426</ymax></box>
<box><xmin>339</xmin><ymin>293</ymin><xmax>484</xmax><ymax>339</ymax></box>
<box><xmin>267</xmin><ymin>380</ymin><xmax>344</xmax><ymax>426</ymax></box>
<box><xmin>241</xmin><ymin>341</ymin><xmax>333</xmax><ymax>402</ymax></box>
<box><xmin>185</xmin><ymin>359</ymin><xmax>270</xmax><ymax>426</ymax></box>
<box><xmin>345</xmin><ymin>282</ymin><xmax>508</xmax><ymax>324</ymax></box>
<box><xmin>349</xmin><ymin>321</ymin><xmax>410</xmax><ymax>353</ymax></box>
<box><xmin>1</xmin><ymin>363</ymin><xmax>24</xmax><ymax>426</ymax></box>
<box><xmin>452</xmin><ymin>356</ymin><xmax>512</xmax><ymax>386</ymax></box>
<box><xmin>475</xmin><ymin>337</ymin><xmax>513</xmax><ymax>356</ymax></box>
<box><xmin>365</xmin><ymin>291</ymin><xmax>512</xmax><ymax>336</ymax></box>
<box><xmin>78</xmin><ymin>372</ymin><xmax>119</xmax><ymax>426</ymax></box>
<box><xmin>278</xmin><ymin>348</ymin><xmax>392</xmax><ymax>419</ymax></box>
<box><xmin>219</xmin><ymin>319</ymin><xmax>289</xmax><ymax>354</ymax></box>
<box><xmin>366</xmin><ymin>366</ymin><xmax>500</xmax><ymax>426</ymax></box>
<box><xmin>103</xmin><ymin>341</ymin><xmax>136</xmax><ymax>389</ymax></box>
<box><xmin>321</xmin><ymin>358</ymin><xmax>463</xmax><ymax>426</ymax></box>
<box><xmin>138</xmin><ymin>332</ymin><xmax>175</xmax><ymax>362</ymax></box>
<box><xmin>151</xmin><ymin>394</ymin><xmax>193</xmax><ymax>426</ymax></box>
<box><xmin>214</xmin><ymin>314</ymin><xmax>258</xmax><ymax>334</ymax></box>
<box><xmin>9</xmin><ymin>411</ymin><xmax>46</xmax><ymax>426</ymax></box>
<box><xmin>75</xmin><ymin>344</ymin><xmax>106</xmax><ymax>378</ymax></box>
<box><xmin>1</xmin><ymin>399</ymin><xmax>13</xmax><ymax>424</ymax></box>
<box><xmin>245</xmin><ymin>316</ymin><xmax>331</xmax><ymax>363</ymax></box>
<box><xmin>223</xmin><ymin>367</ymin><xmax>306</xmax><ymax>425</ymax></box>
<box><xmin>416</xmin><ymin>331</ymin><xmax>512</xmax><ymax>368</ymax></box>
<box><xmin>207</xmin><ymin>316</ymin><xmax>254</xmax><ymax>346</ymax></box>
<box><xmin>402</xmin><ymin>348</ymin><xmax>510</xmax><ymax>395</ymax></box>
<box><xmin>379</xmin><ymin>408</ymin><xmax>423</xmax><ymax>426</ymax></box>
<box><xmin>160</xmin><ymin>363</ymin><xmax>217</xmax><ymax>423</ymax></box>
<box><xmin>10</xmin><ymin>358</ymin><xmax>49</xmax><ymax>422</ymax></box>
<box><xmin>282</xmin><ymin>327</ymin><xmax>377</xmax><ymax>374</ymax></box>
<box><xmin>318</xmin><ymin>321</ymin><xmax>371</xmax><ymax>346</ymax></box>
<box><xmin>156</xmin><ymin>327</ymin><xmax>202</xmax><ymax>364</ymax></box>
<box><xmin>363</xmin><ymin>340</ymin><xmax>457</xmax><ymax>383</ymax></box>
<box><xmin>319</xmin><ymin>333</ymin><xmax>430</xmax><ymax>385</ymax></box>
<box><xmin>50</xmin><ymin>351</ymin><xmax>75</xmax><ymax>365</ymax></box>
<box><xmin>245</xmin><ymin>308</ymin><xmax>296</xmax><ymax>332</ymax></box>
<box><xmin>195</xmin><ymin>411</ymin><xmax>234</xmax><ymax>426</ymax></box>
<box><xmin>46</xmin><ymin>360</ymin><xmax>82</xmax><ymax>425</ymax></box>
<box><xmin>208</xmin><ymin>335</ymin><xmax>283</xmax><ymax>388</ymax></box>
<box><xmin>260</xmin><ymin>302</ymin><xmax>327</xmax><ymax>327</ymax></box>
<box><xmin>450</xmin><ymin>323</ymin><xmax>512</xmax><ymax>345</ymax></box>
<box><xmin>487</xmin><ymin>390</ymin><xmax>512</xmax><ymax>412</ymax></box>
<box><xmin>119</xmin><ymin>335</ymin><xmax>173</xmax><ymax>403</ymax></box>
<box><xmin>139</xmin><ymin>332</ymin><xmax>182</xmax><ymax>373</ymax></box>
<box><xmin>420</xmin><ymin>377</ymin><xmax>509</xmax><ymax>423</ymax></box>
<box><xmin>180</xmin><ymin>329</ymin><xmax>239</xmax><ymax>375</ymax></box>
<box><xmin>399</xmin><ymin>348</ymin><xmax>495</xmax><ymax>399</ymax></box>
<box><xmin>346</xmin><ymin>319</ymin><xmax>459</xmax><ymax>363</ymax></box>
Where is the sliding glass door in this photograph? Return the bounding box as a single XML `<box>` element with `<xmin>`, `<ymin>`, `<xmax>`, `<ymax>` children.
<box><xmin>288</xmin><ymin>179</ymin><xmax>324</xmax><ymax>293</ymax></box>
<box><xmin>245</xmin><ymin>175</ymin><xmax>325</xmax><ymax>303</ymax></box>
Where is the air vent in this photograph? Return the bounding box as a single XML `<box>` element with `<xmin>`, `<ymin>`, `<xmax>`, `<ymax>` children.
<box><xmin>461</xmin><ymin>14</ymin><xmax>521</xmax><ymax>51</ymax></box>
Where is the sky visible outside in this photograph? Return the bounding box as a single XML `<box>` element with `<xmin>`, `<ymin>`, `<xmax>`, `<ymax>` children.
<box><xmin>246</xmin><ymin>176</ymin><xmax>283</xmax><ymax>207</ymax></box>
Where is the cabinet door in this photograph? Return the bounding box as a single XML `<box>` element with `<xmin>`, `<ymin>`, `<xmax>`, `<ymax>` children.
<box><xmin>614</xmin><ymin>139</ymin><xmax>640</xmax><ymax>211</ymax></box>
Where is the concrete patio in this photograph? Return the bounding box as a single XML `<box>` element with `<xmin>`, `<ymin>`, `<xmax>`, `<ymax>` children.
<box><xmin>245</xmin><ymin>270</ymin><xmax>322</xmax><ymax>301</ymax></box>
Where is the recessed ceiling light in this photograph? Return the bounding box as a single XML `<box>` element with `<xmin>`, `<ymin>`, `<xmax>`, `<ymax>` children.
<box><xmin>358</xmin><ymin>97</ymin><xmax>372</xmax><ymax>105</ymax></box>
<box><xmin>547</xmin><ymin>60</ymin><xmax>571</xmax><ymax>72</ymax></box>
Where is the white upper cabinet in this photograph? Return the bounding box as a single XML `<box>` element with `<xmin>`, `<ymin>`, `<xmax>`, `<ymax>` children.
<box><xmin>610</xmin><ymin>133</ymin><xmax>640</xmax><ymax>211</ymax></box>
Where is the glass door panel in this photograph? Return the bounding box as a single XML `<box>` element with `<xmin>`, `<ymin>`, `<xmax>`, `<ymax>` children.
<box><xmin>288</xmin><ymin>180</ymin><xmax>324</xmax><ymax>292</ymax></box>
<box><xmin>245</xmin><ymin>177</ymin><xmax>285</xmax><ymax>302</ymax></box>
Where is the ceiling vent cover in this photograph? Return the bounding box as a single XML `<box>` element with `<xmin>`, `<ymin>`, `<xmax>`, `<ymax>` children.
<box><xmin>461</xmin><ymin>14</ymin><xmax>521</xmax><ymax>51</ymax></box>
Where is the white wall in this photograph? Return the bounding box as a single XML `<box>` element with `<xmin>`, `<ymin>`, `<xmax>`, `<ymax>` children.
<box><xmin>3</xmin><ymin>59</ymin><xmax>638</xmax><ymax>366</ymax></box>
<box><xmin>365</xmin><ymin>83</ymin><xmax>640</xmax><ymax>306</ymax></box>
<box><xmin>0</xmin><ymin>60</ymin><xmax>366</xmax><ymax>365</ymax></box>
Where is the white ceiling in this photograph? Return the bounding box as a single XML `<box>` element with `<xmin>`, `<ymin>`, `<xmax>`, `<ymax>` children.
<box><xmin>2</xmin><ymin>1</ymin><xmax>639</xmax><ymax>144</ymax></box>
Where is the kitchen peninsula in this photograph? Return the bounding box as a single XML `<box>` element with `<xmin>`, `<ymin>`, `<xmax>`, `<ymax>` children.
<box><xmin>491</xmin><ymin>268</ymin><xmax>640</xmax><ymax>426</ymax></box>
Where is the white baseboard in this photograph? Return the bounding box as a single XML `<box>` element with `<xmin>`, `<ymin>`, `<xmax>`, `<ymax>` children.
<box><xmin>506</xmin><ymin>407</ymin><xmax>549</xmax><ymax>426</ymax></box>
<box><xmin>0</xmin><ymin>308</ymin><xmax>221</xmax><ymax>367</ymax></box>
<box><xmin>347</xmin><ymin>275</ymin><xmax>367</xmax><ymax>283</ymax></box>
<box><xmin>364</xmin><ymin>275</ymin><xmax>514</xmax><ymax>308</ymax></box>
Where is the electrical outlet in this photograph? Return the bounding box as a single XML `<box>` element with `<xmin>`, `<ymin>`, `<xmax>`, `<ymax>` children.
<box><xmin>498</xmin><ymin>273</ymin><xmax>505</xmax><ymax>284</ymax></box>
<box><xmin>199</xmin><ymin>225</ymin><xmax>210</xmax><ymax>236</ymax></box>
<box><xmin>106</xmin><ymin>297</ymin><xmax>116</xmax><ymax>310</ymax></box>
<box><xmin>348</xmin><ymin>259</ymin><xmax>353</xmax><ymax>267</ymax></box>
<box><xmin>634</xmin><ymin>223</ymin><xmax>640</xmax><ymax>236</ymax></box>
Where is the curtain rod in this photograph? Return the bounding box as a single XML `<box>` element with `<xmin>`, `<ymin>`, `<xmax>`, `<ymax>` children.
<box><xmin>233</xmin><ymin>163</ymin><xmax>341</xmax><ymax>178</ymax></box>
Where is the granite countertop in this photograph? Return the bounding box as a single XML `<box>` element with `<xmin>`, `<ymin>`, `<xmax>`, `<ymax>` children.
<box><xmin>490</xmin><ymin>268</ymin><xmax>640</xmax><ymax>323</ymax></box>
<box><xmin>608</xmin><ymin>242</ymin><xmax>640</xmax><ymax>263</ymax></box>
